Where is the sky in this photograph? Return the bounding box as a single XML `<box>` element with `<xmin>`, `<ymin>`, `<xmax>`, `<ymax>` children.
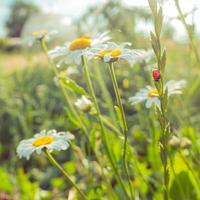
<box><xmin>0</xmin><ymin>0</ymin><xmax>200</xmax><ymax>39</ymax></box>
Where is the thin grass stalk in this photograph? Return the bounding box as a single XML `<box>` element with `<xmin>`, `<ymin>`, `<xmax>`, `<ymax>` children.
<box><xmin>148</xmin><ymin>0</ymin><xmax>170</xmax><ymax>199</ymax></box>
<box><xmin>81</xmin><ymin>55</ymin><xmax>130</xmax><ymax>200</ymax></box>
<box><xmin>39</xmin><ymin>39</ymin><xmax>117</xmax><ymax>199</ymax></box>
<box><xmin>44</xmin><ymin>148</ymin><xmax>88</xmax><ymax>200</ymax></box>
<box><xmin>93</xmin><ymin>63</ymin><xmax>117</xmax><ymax>124</ymax></box>
<box><xmin>108</xmin><ymin>62</ymin><xmax>134</xmax><ymax>199</ymax></box>
<box><xmin>174</xmin><ymin>0</ymin><xmax>200</xmax><ymax>64</ymax></box>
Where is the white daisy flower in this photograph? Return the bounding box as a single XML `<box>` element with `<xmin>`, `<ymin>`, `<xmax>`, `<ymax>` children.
<box><xmin>94</xmin><ymin>42</ymin><xmax>151</xmax><ymax>63</ymax></box>
<box><xmin>74</xmin><ymin>96</ymin><xmax>92</xmax><ymax>112</ymax></box>
<box><xmin>17</xmin><ymin>129</ymin><xmax>74</xmax><ymax>160</ymax></box>
<box><xmin>135</xmin><ymin>49</ymin><xmax>154</xmax><ymax>63</ymax></box>
<box><xmin>129</xmin><ymin>80</ymin><xmax>186</xmax><ymax>108</ymax></box>
<box><xmin>48</xmin><ymin>32</ymin><xmax>111</xmax><ymax>65</ymax></box>
<box><xmin>29</xmin><ymin>29</ymin><xmax>58</xmax><ymax>46</ymax></box>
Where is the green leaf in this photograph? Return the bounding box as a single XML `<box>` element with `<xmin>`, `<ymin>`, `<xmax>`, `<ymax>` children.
<box><xmin>114</xmin><ymin>105</ymin><xmax>124</xmax><ymax>132</ymax></box>
<box><xmin>163</xmin><ymin>87</ymin><xmax>168</xmax><ymax>110</ymax></box>
<box><xmin>60</xmin><ymin>77</ymin><xmax>87</xmax><ymax>95</ymax></box>
<box><xmin>89</xmin><ymin>123</ymin><xmax>99</xmax><ymax>149</ymax></box>
<box><xmin>150</xmin><ymin>32</ymin><xmax>161</xmax><ymax>58</ymax></box>
<box><xmin>148</xmin><ymin>0</ymin><xmax>157</xmax><ymax>15</ymax></box>
<box><xmin>156</xmin><ymin>106</ymin><xmax>164</xmax><ymax>129</ymax></box>
<box><xmin>170</xmin><ymin>171</ymin><xmax>197</xmax><ymax>200</ymax></box>
<box><xmin>0</xmin><ymin>167</ymin><xmax>13</xmax><ymax>193</ymax></box>
<box><xmin>51</xmin><ymin>177</ymin><xmax>65</xmax><ymax>189</ymax></box>
<box><xmin>160</xmin><ymin>50</ymin><xmax>166</xmax><ymax>73</ymax></box>
<box><xmin>155</xmin><ymin>7</ymin><xmax>163</xmax><ymax>37</ymax></box>
<box><xmin>64</xmin><ymin>161</ymin><xmax>76</xmax><ymax>175</ymax></box>
<box><xmin>66</xmin><ymin>111</ymin><xmax>82</xmax><ymax>129</ymax></box>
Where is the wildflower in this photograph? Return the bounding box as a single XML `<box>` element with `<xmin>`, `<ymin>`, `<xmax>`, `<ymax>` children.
<box><xmin>180</xmin><ymin>137</ymin><xmax>192</xmax><ymax>149</ymax></box>
<box><xmin>32</xmin><ymin>29</ymin><xmax>48</xmax><ymax>40</ymax></box>
<box><xmin>169</xmin><ymin>135</ymin><xmax>181</xmax><ymax>148</ymax></box>
<box><xmin>97</xmin><ymin>48</ymin><xmax>122</xmax><ymax>62</ymax></box>
<box><xmin>152</xmin><ymin>68</ymin><xmax>161</xmax><ymax>81</ymax></box>
<box><xmin>74</xmin><ymin>96</ymin><xmax>92</xmax><ymax>112</ymax></box>
<box><xmin>17</xmin><ymin>130</ymin><xmax>74</xmax><ymax>160</ymax></box>
<box><xmin>95</xmin><ymin>42</ymin><xmax>149</xmax><ymax>63</ymax></box>
<box><xmin>69</xmin><ymin>35</ymin><xmax>91</xmax><ymax>51</ymax></box>
<box><xmin>137</xmin><ymin>49</ymin><xmax>154</xmax><ymax>63</ymax></box>
<box><xmin>29</xmin><ymin>29</ymin><xmax>57</xmax><ymax>46</ymax></box>
<box><xmin>48</xmin><ymin>32</ymin><xmax>110</xmax><ymax>65</ymax></box>
<box><xmin>129</xmin><ymin>80</ymin><xmax>186</xmax><ymax>108</ymax></box>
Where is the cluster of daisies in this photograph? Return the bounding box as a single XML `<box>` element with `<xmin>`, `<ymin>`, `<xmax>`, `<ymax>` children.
<box><xmin>17</xmin><ymin>31</ymin><xmax>186</xmax><ymax>160</ymax></box>
<box><xmin>48</xmin><ymin>32</ymin><xmax>153</xmax><ymax>65</ymax></box>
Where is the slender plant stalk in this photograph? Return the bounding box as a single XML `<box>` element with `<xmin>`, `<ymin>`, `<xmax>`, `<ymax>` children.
<box><xmin>174</xmin><ymin>0</ymin><xmax>200</xmax><ymax>64</ymax></box>
<box><xmin>81</xmin><ymin>55</ymin><xmax>130</xmax><ymax>200</ymax></box>
<box><xmin>43</xmin><ymin>148</ymin><xmax>87</xmax><ymax>200</ymax></box>
<box><xmin>40</xmin><ymin>39</ymin><xmax>94</xmax><ymax>154</ymax></box>
<box><xmin>101</xmin><ymin>115</ymin><xmax>121</xmax><ymax>136</ymax></box>
<box><xmin>39</xmin><ymin>38</ymin><xmax>96</xmax><ymax>149</ymax></box>
<box><xmin>39</xmin><ymin>39</ymin><xmax>117</xmax><ymax>199</ymax></box>
<box><xmin>39</xmin><ymin>39</ymin><xmax>83</xmax><ymax>128</ymax></box>
<box><xmin>148</xmin><ymin>0</ymin><xmax>170</xmax><ymax>199</ymax></box>
<box><xmin>93</xmin><ymin>63</ymin><xmax>117</xmax><ymax>124</ymax></box>
<box><xmin>108</xmin><ymin>62</ymin><xmax>134</xmax><ymax>198</ymax></box>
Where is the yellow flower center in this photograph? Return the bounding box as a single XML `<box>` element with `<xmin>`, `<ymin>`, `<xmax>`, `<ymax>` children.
<box><xmin>69</xmin><ymin>36</ymin><xmax>91</xmax><ymax>51</ymax></box>
<box><xmin>148</xmin><ymin>88</ymin><xmax>159</xmax><ymax>97</ymax></box>
<box><xmin>97</xmin><ymin>48</ymin><xmax>122</xmax><ymax>58</ymax></box>
<box><xmin>32</xmin><ymin>30</ymin><xmax>48</xmax><ymax>37</ymax></box>
<box><xmin>32</xmin><ymin>136</ymin><xmax>54</xmax><ymax>147</ymax></box>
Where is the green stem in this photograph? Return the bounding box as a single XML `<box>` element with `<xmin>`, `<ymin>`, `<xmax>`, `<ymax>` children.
<box><xmin>40</xmin><ymin>39</ymin><xmax>118</xmax><ymax>198</ymax></box>
<box><xmin>159</xmin><ymin>80</ymin><xmax>169</xmax><ymax>200</ymax></box>
<box><xmin>39</xmin><ymin>39</ymin><xmax>93</xmax><ymax>149</ymax></box>
<box><xmin>100</xmin><ymin>115</ymin><xmax>121</xmax><ymax>136</ymax></box>
<box><xmin>148</xmin><ymin>1</ymin><xmax>170</xmax><ymax>199</ymax></box>
<box><xmin>108</xmin><ymin>62</ymin><xmax>134</xmax><ymax>199</ymax></box>
<box><xmin>93</xmin><ymin>62</ymin><xmax>117</xmax><ymax>124</ymax></box>
<box><xmin>174</xmin><ymin>0</ymin><xmax>200</xmax><ymax>64</ymax></box>
<box><xmin>40</xmin><ymin>39</ymin><xmax>79</xmax><ymax>121</ymax></box>
<box><xmin>81</xmin><ymin>55</ymin><xmax>130</xmax><ymax>200</ymax></box>
<box><xmin>44</xmin><ymin>148</ymin><xmax>87</xmax><ymax>200</ymax></box>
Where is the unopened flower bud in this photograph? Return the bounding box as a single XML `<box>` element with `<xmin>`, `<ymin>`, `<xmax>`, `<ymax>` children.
<box><xmin>169</xmin><ymin>135</ymin><xmax>180</xmax><ymax>149</ymax></box>
<box><xmin>180</xmin><ymin>137</ymin><xmax>192</xmax><ymax>149</ymax></box>
<box><xmin>74</xmin><ymin>96</ymin><xmax>92</xmax><ymax>112</ymax></box>
<box><xmin>152</xmin><ymin>68</ymin><xmax>161</xmax><ymax>81</ymax></box>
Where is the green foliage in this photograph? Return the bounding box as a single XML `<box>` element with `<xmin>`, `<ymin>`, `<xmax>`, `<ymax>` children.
<box><xmin>60</xmin><ymin>77</ymin><xmax>87</xmax><ymax>96</ymax></box>
<box><xmin>170</xmin><ymin>171</ymin><xmax>197</xmax><ymax>200</ymax></box>
<box><xmin>0</xmin><ymin>168</ymin><xmax>13</xmax><ymax>193</ymax></box>
<box><xmin>0</xmin><ymin>65</ymin><xmax>66</xmax><ymax>158</ymax></box>
<box><xmin>1</xmin><ymin>0</ymin><xmax>200</xmax><ymax>199</ymax></box>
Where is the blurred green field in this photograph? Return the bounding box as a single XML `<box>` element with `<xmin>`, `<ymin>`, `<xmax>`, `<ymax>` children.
<box><xmin>1</xmin><ymin>0</ymin><xmax>200</xmax><ymax>200</ymax></box>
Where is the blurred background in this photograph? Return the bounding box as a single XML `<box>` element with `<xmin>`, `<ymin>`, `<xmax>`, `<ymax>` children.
<box><xmin>0</xmin><ymin>0</ymin><xmax>200</xmax><ymax>199</ymax></box>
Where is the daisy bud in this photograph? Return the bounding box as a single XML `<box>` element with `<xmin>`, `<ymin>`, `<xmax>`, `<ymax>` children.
<box><xmin>74</xmin><ymin>96</ymin><xmax>92</xmax><ymax>112</ymax></box>
<box><xmin>152</xmin><ymin>69</ymin><xmax>161</xmax><ymax>81</ymax></box>
<box><xmin>169</xmin><ymin>135</ymin><xmax>180</xmax><ymax>149</ymax></box>
<box><xmin>180</xmin><ymin>137</ymin><xmax>192</xmax><ymax>149</ymax></box>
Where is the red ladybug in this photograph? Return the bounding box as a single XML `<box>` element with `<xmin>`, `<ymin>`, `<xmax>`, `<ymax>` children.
<box><xmin>152</xmin><ymin>69</ymin><xmax>161</xmax><ymax>81</ymax></box>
